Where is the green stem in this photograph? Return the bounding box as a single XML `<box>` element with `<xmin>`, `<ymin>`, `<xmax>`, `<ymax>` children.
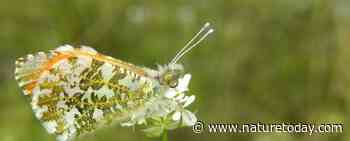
<box><xmin>162</xmin><ymin>130</ymin><xmax>168</xmax><ymax>141</ymax></box>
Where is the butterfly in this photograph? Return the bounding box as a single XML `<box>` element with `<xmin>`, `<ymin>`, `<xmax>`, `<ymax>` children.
<box><xmin>14</xmin><ymin>23</ymin><xmax>214</xmax><ymax>141</ymax></box>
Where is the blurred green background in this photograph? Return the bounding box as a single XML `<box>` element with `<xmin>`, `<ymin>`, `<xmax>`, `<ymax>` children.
<box><xmin>0</xmin><ymin>0</ymin><xmax>348</xmax><ymax>141</ymax></box>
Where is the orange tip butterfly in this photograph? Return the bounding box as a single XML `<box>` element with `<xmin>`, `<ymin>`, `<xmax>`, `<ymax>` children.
<box><xmin>15</xmin><ymin>22</ymin><xmax>214</xmax><ymax>141</ymax></box>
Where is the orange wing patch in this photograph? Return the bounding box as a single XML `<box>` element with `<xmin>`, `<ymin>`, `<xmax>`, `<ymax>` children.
<box><xmin>15</xmin><ymin>45</ymin><xmax>146</xmax><ymax>96</ymax></box>
<box><xmin>15</xmin><ymin>51</ymin><xmax>72</xmax><ymax>95</ymax></box>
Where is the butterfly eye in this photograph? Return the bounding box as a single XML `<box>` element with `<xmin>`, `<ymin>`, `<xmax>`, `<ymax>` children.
<box><xmin>163</xmin><ymin>73</ymin><xmax>178</xmax><ymax>88</ymax></box>
<box><xmin>169</xmin><ymin>80</ymin><xmax>178</xmax><ymax>88</ymax></box>
<box><xmin>164</xmin><ymin>73</ymin><xmax>173</xmax><ymax>82</ymax></box>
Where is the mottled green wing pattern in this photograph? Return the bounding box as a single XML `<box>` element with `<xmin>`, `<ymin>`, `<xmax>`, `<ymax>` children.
<box><xmin>15</xmin><ymin>45</ymin><xmax>156</xmax><ymax>141</ymax></box>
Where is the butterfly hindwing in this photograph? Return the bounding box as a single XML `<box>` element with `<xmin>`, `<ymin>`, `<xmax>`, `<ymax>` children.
<box><xmin>15</xmin><ymin>45</ymin><xmax>154</xmax><ymax>141</ymax></box>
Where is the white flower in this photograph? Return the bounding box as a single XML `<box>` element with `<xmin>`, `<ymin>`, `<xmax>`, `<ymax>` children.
<box><xmin>171</xmin><ymin>95</ymin><xmax>197</xmax><ymax>126</ymax></box>
<box><xmin>177</xmin><ymin>74</ymin><xmax>191</xmax><ymax>92</ymax></box>
<box><xmin>165</xmin><ymin>89</ymin><xmax>177</xmax><ymax>98</ymax></box>
<box><xmin>172</xmin><ymin>111</ymin><xmax>181</xmax><ymax>120</ymax></box>
<box><xmin>165</xmin><ymin>74</ymin><xmax>191</xmax><ymax>98</ymax></box>
<box><xmin>181</xmin><ymin>110</ymin><xmax>197</xmax><ymax>126</ymax></box>
<box><xmin>162</xmin><ymin>73</ymin><xmax>197</xmax><ymax>126</ymax></box>
<box><xmin>183</xmin><ymin>95</ymin><xmax>195</xmax><ymax>107</ymax></box>
<box><xmin>172</xmin><ymin>109</ymin><xmax>197</xmax><ymax>126</ymax></box>
<box><xmin>43</xmin><ymin>121</ymin><xmax>58</xmax><ymax>134</ymax></box>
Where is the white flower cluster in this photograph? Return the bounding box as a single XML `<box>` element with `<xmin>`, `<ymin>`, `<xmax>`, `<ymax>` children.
<box><xmin>164</xmin><ymin>74</ymin><xmax>197</xmax><ymax>126</ymax></box>
<box><xmin>137</xmin><ymin>74</ymin><xmax>197</xmax><ymax>137</ymax></box>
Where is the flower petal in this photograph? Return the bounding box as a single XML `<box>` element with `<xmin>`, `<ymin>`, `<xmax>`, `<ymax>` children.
<box><xmin>182</xmin><ymin>110</ymin><xmax>197</xmax><ymax>126</ymax></box>
<box><xmin>177</xmin><ymin>74</ymin><xmax>191</xmax><ymax>92</ymax></box>
<box><xmin>179</xmin><ymin>96</ymin><xmax>188</xmax><ymax>103</ymax></box>
<box><xmin>172</xmin><ymin>111</ymin><xmax>181</xmax><ymax>121</ymax></box>
<box><xmin>183</xmin><ymin>95</ymin><xmax>195</xmax><ymax>107</ymax></box>
<box><xmin>175</xmin><ymin>93</ymin><xmax>185</xmax><ymax>100</ymax></box>
<box><xmin>165</xmin><ymin>89</ymin><xmax>177</xmax><ymax>98</ymax></box>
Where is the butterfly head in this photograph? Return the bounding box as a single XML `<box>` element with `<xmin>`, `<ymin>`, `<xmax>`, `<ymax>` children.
<box><xmin>157</xmin><ymin>64</ymin><xmax>185</xmax><ymax>88</ymax></box>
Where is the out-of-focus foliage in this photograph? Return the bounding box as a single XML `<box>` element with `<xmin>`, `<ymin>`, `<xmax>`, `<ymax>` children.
<box><xmin>0</xmin><ymin>0</ymin><xmax>348</xmax><ymax>141</ymax></box>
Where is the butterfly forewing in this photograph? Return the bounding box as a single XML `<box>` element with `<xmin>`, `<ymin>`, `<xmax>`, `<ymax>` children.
<box><xmin>15</xmin><ymin>45</ymin><xmax>156</xmax><ymax>141</ymax></box>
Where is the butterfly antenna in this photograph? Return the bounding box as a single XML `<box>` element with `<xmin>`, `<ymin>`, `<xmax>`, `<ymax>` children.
<box><xmin>171</xmin><ymin>25</ymin><xmax>214</xmax><ymax>64</ymax></box>
<box><xmin>169</xmin><ymin>22</ymin><xmax>211</xmax><ymax>64</ymax></box>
